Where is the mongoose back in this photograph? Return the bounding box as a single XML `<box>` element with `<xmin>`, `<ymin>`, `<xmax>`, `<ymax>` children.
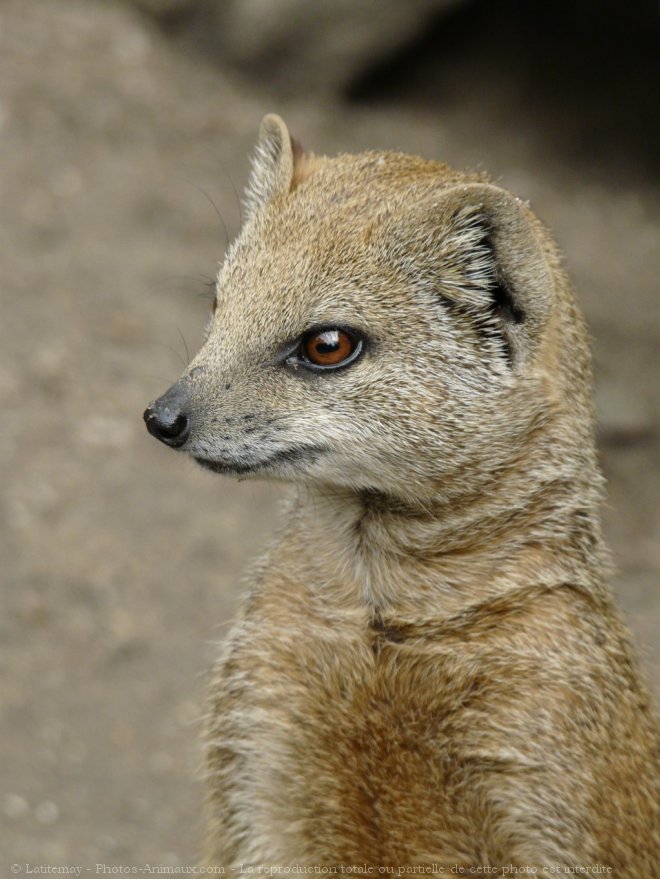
<box><xmin>144</xmin><ymin>115</ymin><xmax>660</xmax><ymax>874</ymax></box>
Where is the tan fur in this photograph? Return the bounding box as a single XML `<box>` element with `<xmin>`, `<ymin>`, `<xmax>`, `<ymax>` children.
<box><xmin>149</xmin><ymin>115</ymin><xmax>660</xmax><ymax>873</ymax></box>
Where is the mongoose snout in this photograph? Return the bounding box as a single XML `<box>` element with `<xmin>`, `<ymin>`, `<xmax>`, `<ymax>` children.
<box><xmin>143</xmin><ymin>381</ymin><xmax>191</xmax><ymax>448</ymax></box>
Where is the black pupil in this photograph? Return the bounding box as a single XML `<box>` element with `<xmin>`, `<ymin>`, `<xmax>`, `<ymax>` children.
<box><xmin>315</xmin><ymin>331</ymin><xmax>340</xmax><ymax>354</ymax></box>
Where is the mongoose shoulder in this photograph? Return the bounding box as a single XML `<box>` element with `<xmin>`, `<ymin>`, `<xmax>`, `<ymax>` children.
<box><xmin>144</xmin><ymin>115</ymin><xmax>660</xmax><ymax>874</ymax></box>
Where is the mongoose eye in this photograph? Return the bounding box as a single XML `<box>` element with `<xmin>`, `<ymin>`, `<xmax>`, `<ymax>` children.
<box><xmin>301</xmin><ymin>328</ymin><xmax>362</xmax><ymax>369</ymax></box>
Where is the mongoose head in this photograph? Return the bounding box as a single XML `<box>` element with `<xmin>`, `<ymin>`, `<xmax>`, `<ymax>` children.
<box><xmin>145</xmin><ymin>115</ymin><xmax>593</xmax><ymax>505</ymax></box>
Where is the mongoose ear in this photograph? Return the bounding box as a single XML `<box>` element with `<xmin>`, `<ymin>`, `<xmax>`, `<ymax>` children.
<box><xmin>427</xmin><ymin>183</ymin><xmax>554</xmax><ymax>366</ymax></box>
<box><xmin>244</xmin><ymin>114</ymin><xmax>302</xmax><ymax>220</ymax></box>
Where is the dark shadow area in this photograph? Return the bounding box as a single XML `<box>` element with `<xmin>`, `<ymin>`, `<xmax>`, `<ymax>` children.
<box><xmin>348</xmin><ymin>0</ymin><xmax>659</xmax><ymax>186</ymax></box>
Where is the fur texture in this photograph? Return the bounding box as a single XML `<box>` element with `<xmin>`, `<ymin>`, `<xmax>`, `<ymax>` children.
<box><xmin>149</xmin><ymin>115</ymin><xmax>660</xmax><ymax>873</ymax></box>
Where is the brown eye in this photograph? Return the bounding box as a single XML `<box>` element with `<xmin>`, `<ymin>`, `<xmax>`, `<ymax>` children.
<box><xmin>211</xmin><ymin>298</ymin><xmax>217</xmax><ymax>315</ymax></box>
<box><xmin>302</xmin><ymin>329</ymin><xmax>359</xmax><ymax>368</ymax></box>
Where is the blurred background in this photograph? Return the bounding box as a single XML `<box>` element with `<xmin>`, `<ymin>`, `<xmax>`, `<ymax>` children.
<box><xmin>1</xmin><ymin>0</ymin><xmax>658</xmax><ymax>867</ymax></box>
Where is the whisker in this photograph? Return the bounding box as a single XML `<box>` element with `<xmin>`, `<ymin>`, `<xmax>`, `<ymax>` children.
<box><xmin>143</xmin><ymin>338</ymin><xmax>188</xmax><ymax>369</ymax></box>
<box><xmin>204</xmin><ymin>149</ymin><xmax>244</xmax><ymax>229</ymax></box>
<box><xmin>191</xmin><ymin>183</ymin><xmax>230</xmax><ymax>253</ymax></box>
<box><xmin>177</xmin><ymin>327</ymin><xmax>191</xmax><ymax>366</ymax></box>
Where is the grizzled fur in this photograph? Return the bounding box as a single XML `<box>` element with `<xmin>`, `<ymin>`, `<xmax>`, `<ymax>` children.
<box><xmin>148</xmin><ymin>115</ymin><xmax>660</xmax><ymax>873</ymax></box>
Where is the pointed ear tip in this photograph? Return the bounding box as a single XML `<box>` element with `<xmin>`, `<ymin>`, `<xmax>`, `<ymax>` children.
<box><xmin>453</xmin><ymin>181</ymin><xmax>512</xmax><ymax>204</ymax></box>
<box><xmin>449</xmin><ymin>181</ymin><xmax>531</xmax><ymax>225</ymax></box>
<box><xmin>258</xmin><ymin>113</ymin><xmax>289</xmax><ymax>143</ymax></box>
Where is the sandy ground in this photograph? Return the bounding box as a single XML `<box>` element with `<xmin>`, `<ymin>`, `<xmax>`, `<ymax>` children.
<box><xmin>1</xmin><ymin>0</ymin><xmax>658</xmax><ymax>868</ymax></box>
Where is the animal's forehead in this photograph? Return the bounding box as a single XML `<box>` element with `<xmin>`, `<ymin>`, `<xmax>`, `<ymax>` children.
<box><xmin>218</xmin><ymin>225</ymin><xmax>377</xmax><ymax>338</ymax></box>
<box><xmin>214</xmin><ymin>152</ymin><xmax>467</xmax><ymax>339</ymax></box>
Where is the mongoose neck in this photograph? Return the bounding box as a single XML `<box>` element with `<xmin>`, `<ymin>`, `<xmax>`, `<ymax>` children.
<box><xmin>295</xmin><ymin>446</ymin><xmax>610</xmax><ymax>619</ymax></box>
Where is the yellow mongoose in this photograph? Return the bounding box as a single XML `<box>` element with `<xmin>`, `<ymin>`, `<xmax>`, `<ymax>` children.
<box><xmin>144</xmin><ymin>115</ymin><xmax>660</xmax><ymax>873</ymax></box>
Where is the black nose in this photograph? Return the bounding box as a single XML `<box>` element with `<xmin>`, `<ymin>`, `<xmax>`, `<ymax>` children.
<box><xmin>143</xmin><ymin>393</ymin><xmax>191</xmax><ymax>448</ymax></box>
